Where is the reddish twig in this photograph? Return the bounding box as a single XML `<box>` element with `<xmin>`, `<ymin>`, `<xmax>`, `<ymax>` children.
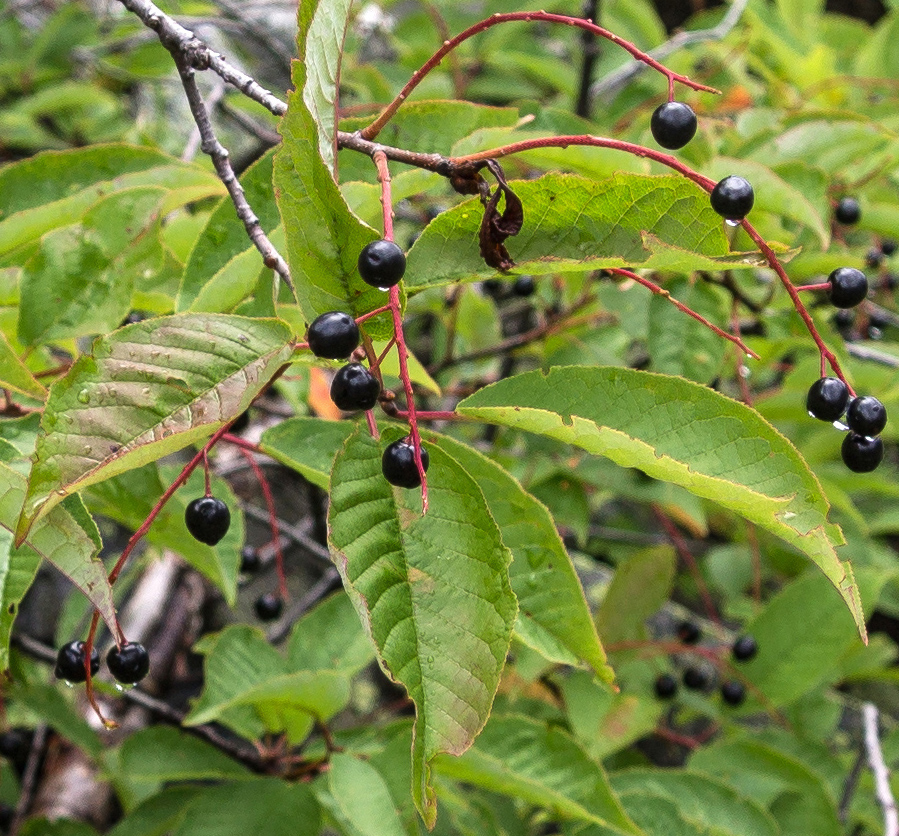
<box><xmin>611</xmin><ymin>268</ymin><xmax>759</xmax><ymax>359</ymax></box>
<box><xmin>361</xmin><ymin>11</ymin><xmax>718</xmax><ymax>140</ymax></box>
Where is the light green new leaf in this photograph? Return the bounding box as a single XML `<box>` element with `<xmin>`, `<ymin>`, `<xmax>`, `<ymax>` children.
<box><xmin>275</xmin><ymin>2</ymin><xmax>391</xmax><ymax>337</ymax></box>
<box><xmin>405</xmin><ymin>173</ymin><xmax>762</xmax><ymax>290</ymax></box>
<box><xmin>17</xmin><ymin>314</ymin><xmax>293</xmax><ymax>540</ymax></box>
<box><xmin>328</xmin><ymin>753</ymin><xmax>407</xmax><ymax>836</ymax></box>
<box><xmin>328</xmin><ymin>427</ymin><xmax>517</xmax><ymax>827</ymax></box>
<box><xmin>427</xmin><ymin>431</ymin><xmax>612</xmax><ymax>681</ymax></box>
<box><xmin>434</xmin><ymin>714</ymin><xmax>641</xmax><ymax>835</ymax></box>
<box><xmin>0</xmin><ymin>462</ymin><xmax>116</xmax><ymax>650</ymax></box>
<box><xmin>0</xmin><ymin>330</ymin><xmax>46</xmax><ymax>399</ymax></box>
<box><xmin>457</xmin><ymin>366</ymin><xmax>863</xmax><ymax>638</ymax></box>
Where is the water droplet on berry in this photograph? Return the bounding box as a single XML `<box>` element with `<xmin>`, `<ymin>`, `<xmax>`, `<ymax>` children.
<box><xmin>376</xmin><ymin>286</ymin><xmax>391</xmax><ymax>292</ymax></box>
<box><xmin>77</xmin><ymin>389</ymin><xmax>90</xmax><ymax>404</ymax></box>
<box><xmin>725</xmin><ymin>219</ymin><xmax>741</xmax><ymax>227</ymax></box>
<box><xmin>833</xmin><ymin>419</ymin><xmax>848</xmax><ymax>431</ymax></box>
<box><xmin>63</xmin><ymin>680</ymin><xmax>73</xmax><ymax>688</ymax></box>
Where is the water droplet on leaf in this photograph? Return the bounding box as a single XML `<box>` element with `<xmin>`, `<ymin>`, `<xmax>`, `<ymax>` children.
<box><xmin>77</xmin><ymin>389</ymin><xmax>90</xmax><ymax>404</ymax></box>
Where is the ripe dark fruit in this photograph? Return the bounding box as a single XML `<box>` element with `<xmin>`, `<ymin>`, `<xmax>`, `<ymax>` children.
<box><xmin>721</xmin><ymin>680</ymin><xmax>746</xmax><ymax>706</ymax></box>
<box><xmin>240</xmin><ymin>546</ymin><xmax>260</xmax><ymax>573</ymax></box>
<box><xmin>806</xmin><ymin>377</ymin><xmax>849</xmax><ymax>422</ymax></box>
<box><xmin>882</xmin><ymin>239</ymin><xmax>897</xmax><ymax>257</ymax></box>
<box><xmin>54</xmin><ymin>640</ymin><xmax>100</xmax><ymax>683</ymax></box>
<box><xmin>382</xmin><ymin>439</ymin><xmax>430</xmax><ymax>489</ymax></box>
<box><xmin>827</xmin><ymin>267</ymin><xmax>868</xmax><ymax>308</ymax></box>
<box><xmin>255</xmin><ymin>592</ymin><xmax>283</xmax><ymax>621</ymax></box>
<box><xmin>732</xmin><ymin>634</ymin><xmax>758</xmax><ymax>661</ymax></box>
<box><xmin>842</xmin><ymin>433</ymin><xmax>884</xmax><ymax>473</ymax></box>
<box><xmin>107</xmin><ymin>642</ymin><xmax>150</xmax><ymax>685</ymax></box>
<box><xmin>835</xmin><ymin>196</ymin><xmax>861</xmax><ymax>225</ymax></box>
<box><xmin>358</xmin><ymin>239</ymin><xmax>406</xmax><ymax>288</ymax></box>
<box><xmin>330</xmin><ymin>363</ymin><xmax>381</xmax><ymax>411</ymax></box>
<box><xmin>846</xmin><ymin>396</ymin><xmax>887</xmax><ymax>437</ymax></box>
<box><xmin>307</xmin><ymin>311</ymin><xmax>361</xmax><ymax>359</ymax></box>
<box><xmin>185</xmin><ymin>496</ymin><xmax>231</xmax><ymax>546</ymax></box>
<box><xmin>683</xmin><ymin>666</ymin><xmax>710</xmax><ymax>691</ymax></box>
<box><xmin>512</xmin><ymin>275</ymin><xmax>536</xmax><ymax>297</ymax></box>
<box><xmin>654</xmin><ymin>673</ymin><xmax>678</xmax><ymax>699</ymax></box>
<box><xmin>676</xmin><ymin>620</ymin><xmax>701</xmax><ymax>645</ymax></box>
<box><xmin>866</xmin><ymin>248</ymin><xmax>884</xmax><ymax>269</ymax></box>
<box><xmin>710</xmin><ymin>175</ymin><xmax>754</xmax><ymax>222</ymax></box>
<box><xmin>650</xmin><ymin>101</ymin><xmax>698</xmax><ymax>150</ymax></box>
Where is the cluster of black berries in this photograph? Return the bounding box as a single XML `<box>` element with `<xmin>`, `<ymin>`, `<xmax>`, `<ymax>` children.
<box><xmin>807</xmin><ymin>379</ymin><xmax>887</xmax><ymax>472</ymax></box>
<box><xmin>55</xmin><ymin>639</ymin><xmax>150</xmax><ymax>686</ymax></box>
<box><xmin>654</xmin><ymin>622</ymin><xmax>757</xmax><ymax>708</ymax></box>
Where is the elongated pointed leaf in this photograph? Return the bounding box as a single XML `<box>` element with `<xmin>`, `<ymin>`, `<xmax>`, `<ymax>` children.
<box><xmin>328</xmin><ymin>427</ymin><xmax>517</xmax><ymax>827</ymax></box>
<box><xmin>17</xmin><ymin>314</ymin><xmax>293</xmax><ymax>540</ymax></box>
<box><xmin>426</xmin><ymin>431</ymin><xmax>612</xmax><ymax>681</ymax></box>
<box><xmin>0</xmin><ymin>528</ymin><xmax>41</xmax><ymax>670</ymax></box>
<box><xmin>434</xmin><ymin>714</ymin><xmax>641</xmax><ymax>835</ymax></box>
<box><xmin>457</xmin><ymin>366</ymin><xmax>862</xmax><ymax>638</ymax></box>
<box><xmin>0</xmin><ymin>462</ymin><xmax>116</xmax><ymax>647</ymax></box>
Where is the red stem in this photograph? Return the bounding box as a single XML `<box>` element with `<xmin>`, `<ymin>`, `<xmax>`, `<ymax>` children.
<box><xmin>361</xmin><ymin>11</ymin><xmax>717</xmax><ymax>140</ymax></box>
<box><xmin>794</xmin><ymin>282</ymin><xmax>831</xmax><ymax>292</ymax></box>
<box><xmin>611</xmin><ymin>268</ymin><xmax>759</xmax><ymax>359</ymax></box>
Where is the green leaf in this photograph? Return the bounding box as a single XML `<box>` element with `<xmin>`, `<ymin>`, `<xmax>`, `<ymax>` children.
<box><xmin>426</xmin><ymin>431</ymin><xmax>612</xmax><ymax>681</ymax></box>
<box><xmin>328</xmin><ymin>753</ymin><xmax>407</xmax><ymax>836</ymax></box>
<box><xmin>433</xmin><ymin>714</ymin><xmax>641</xmax><ymax>835</ymax></box>
<box><xmin>0</xmin><ymin>145</ymin><xmax>223</xmax><ymax>262</ymax></box>
<box><xmin>328</xmin><ymin>426</ymin><xmax>517</xmax><ymax>827</ymax></box>
<box><xmin>259</xmin><ymin>416</ymin><xmax>355</xmax><ymax>489</ymax></box>
<box><xmin>274</xmin><ymin>3</ymin><xmax>390</xmax><ymax>336</ymax></box>
<box><xmin>0</xmin><ymin>527</ymin><xmax>41</xmax><ymax>669</ymax></box>
<box><xmin>21</xmin><ymin>821</ymin><xmax>98</xmax><ymax>836</ymax></box>
<box><xmin>107</xmin><ymin>787</ymin><xmax>199</xmax><ymax>836</ymax></box>
<box><xmin>13</xmin><ymin>682</ymin><xmax>100</xmax><ymax>757</ymax></box>
<box><xmin>17</xmin><ymin>313</ymin><xmax>293</xmax><ymax>539</ymax></box>
<box><xmin>405</xmin><ymin>173</ymin><xmax>762</xmax><ymax>290</ymax></box>
<box><xmin>0</xmin><ymin>461</ymin><xmax>116</xmax><ymax>647</ymax></box>
<box><xmin>0</xmin><ymin>330</ymin><xmax>46</xmax><ymax>399</ymax></box>
<box><xmin>456</xmin><ymin>366</ymin><xmax>863</xmax><ymax>638</ymax></box>
<box><xmin>287</xmin><ymin>591</ymin><xmax>374</xmax><ymax>676</ymax></box>
<box><xmin>18</xmin><ymin>187</ymin><xmax>167</xmax><ymax>346</ymax></box>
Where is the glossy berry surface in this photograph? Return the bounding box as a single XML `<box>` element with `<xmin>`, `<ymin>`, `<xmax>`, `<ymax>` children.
<box><xmin>358</xmin><ymin>240</ymin><xmax>406</xmax><ymax>288</ymax></box>
<box><xmin>827</xmin><ymin>267</ymin><xmax>868</xmax><ymax>308</ymax></box>
<box><xmin>255</xmin><ymin>592</ymin><xmax>284</xmax><ymax>621</ymax></box>
<box><xmin>650</xmin><ymin>101</ymin><xmax>698</xmax><ymax>150</ymax></box>
<box><xmin>846</xmin><ymin>396</ymin><xmax>887</xmax><ymax>437</ymax></box>
<box><xmin>654</xmin><ymin>673</ymin><xmax>678</xmax><ymax>700</ymax></box>
<box><xmin>185</xmin><ymin>496</ymin><xmax>231</xmax><ymax>546</ymax></box>
<box><xmin>842</xmin><ymin>433</ymin><xmax>884</xmax><ymax>472</ymax></box>
<box><xmin>835</xmin><ymin>196</ymin><xmax>861</xmax><ymax>225</ymax></box>
<box><xmin>710</xmin><ymin>176</ymin><xmax>754</xmax><ymax>222</ymax></box>
<box><xmin>54</xmin><ymin>640</ymin><xmax>100</xmax><ymax>683</ymax></box>
<box><xmin>721</xmin><ymin>680</ymin><xmax>746</xmax><ymax>706</ymax></box>
<box><xmin>240</xmin><ymin>546</ymin><xmax>260</xmax><ymax>573</ymax></box>
<box><xmin>676</xmin><ymin>621</ymin><xmax>701</xmax><ymax>645</ymax></box>
<box><xmin>513</xmin><ymin>275</ymin><xmax>535</xmax><ymax>297</ymax></box>
<box><xmin>107</xmin><ymin>642</ymin><xmax>150</xmax><ymax>685</ymax></box>
<box><xmin>682</xmin><ymin>666</ymin><xmax>709</xmax><ymax>691</ymax></box>
<box><xmin>732</xmin><ymin>634</ymin><xmax>758</xmax><ymax>661</ymax></box>
<box><xmin>307</xmin><ymin>311</ymin><xmax>361</xmax><ymax>359</ymax></box>
<box><xmin>882</xmin><ymin>239</ymin><xmax>897</xmax><ymax>257</ymax></box>
<box><xmin>806</xmin><ymin>377</ymin><xmax>849</xmax><ymax>422</ymax></box>
<box><xmin>382</xmin><ymin>440</ymin><xmax>430</xmax><ymax>489</ymax></box>
<box><xmin>866</xmin><ymin>248</ymin><xmax>883</xmax><ymax>269</ymax></box>
<box><xmin>330</xmin><ymin>363</ymin><xmax>381</xmax><ymax>411</ymax></box>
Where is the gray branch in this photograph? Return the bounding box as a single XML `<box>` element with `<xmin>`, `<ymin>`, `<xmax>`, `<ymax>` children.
<box><xmin>863</xmin><ymin>703</ymin><xmax>899</xmax><ymax>836</ymax></box>
<box><xmin>590</xmin><ymin>0</ymin><xmax>751</xmax><ymax>103</ymax></box>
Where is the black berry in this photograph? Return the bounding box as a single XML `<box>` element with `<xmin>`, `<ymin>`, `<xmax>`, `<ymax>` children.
<box><xmin>806</xmin><ymin>377</ymin><xmax>849</xmax><ymax>421</ymax></box>
<box><xmin>732</xmin><ymin>634</ymin><xmax>758</xmax><ymax>661</ymax></box>
<box><xmin>676</xmin><ymin>621</ymin><xmax>701</xmax><ymax>645</ymax></box>
<box><xmin>846</xmin><ymin>396</ymin><xmax>887</xmax><ymax>437</ymax></box>
<box><xmin>382</xmin><ymin>439</ymin><xmax>430</xmax><ymax>489</ymax></box>
<box><xmin>185</xmin><ymin>496</ymin><xmax>231</xmax><ymax>546</ymax></box>
<box><xmin>710</xmin><ymin>176</ymin><xmax>754</xmax><ymax>222</ymax></box>
<box><xmin>683</xmin><ymin>666</ymin><xmax>710</xmax><ymax>691</ymax></box>
<box><xmin>828</xmin><ymin>267</ymin><xmax>868</xmax><ymax>308</ymax></box>
<box><xmin>482</xmin><ymin>279</ymin><xmax>504</xmax><ymax>299</ymax></box>
<box><xmin>54</xmin><ymin>640</ymin><xmax>100</xmax><ymax>683</ymax></box>
<box><xmin>358</xmin><ymin>240</ymin><xmax>406</xmax><ymax>288</ymax></box>
<box><xmin>106</xmin><ymin>642</ymin><xmax>150</xmax><ymax>685</ymax></box>
<box><xmin>841</xmin><ymin>433</ymin><xmax>884</xmax><ymax>472</ymax></box>
<box><xmin>330</xmin><ymin>363</ymin><xmax>381</xmax><ymax>411</ymax></box>
<box><xmin>255</xmin><ymin>592</ymin><xmax>283</xmax><ymax>621</ymax></box>
<box><xmin>650</xmin><ymin>101</ymin><xmax>698</xmax><ymax>150</ymax></box>
<box><xmin>240</xmin><ymin>545</ymin><xmax>260</xmax><ymax>573</ymax></box>
<box><xmin>721</xmin><ymin>680</ymin><xmax>746</xmax><ymax>706</ymax></box>
<box><xmin>654</xmin><ymin>673</ymin><xmax>678</xmax><ymax>699</ymax></box>
<box><xmin>307</xmin><ymin>311</ymin><xmax>361</xmax><ymax>359</ymax></box>
<box><xmin>512</xmin><ymin>275</ymin><xmax>536</xmax><ymax>297</ymax></box>
<box><xmin>835</xmin><ymin>197</ymin><xmax>861</xmax><ymax>225</ymax></box>
<box><xmin>881</xmin><ymin>239</ymin><xmax>897</xmax><ymax>257</ymax></box>
<box><xmin>866</xmin><ymin>248</ymin><xmax>883</xmax><ymax>270</ymax></box>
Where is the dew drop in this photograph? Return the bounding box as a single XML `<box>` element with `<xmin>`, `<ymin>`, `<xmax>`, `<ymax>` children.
<box><xmin>426</xmin><ymin>655</ymin><xmax>434</xmax><ymax>666</ymax></box>
<box><xmin>77</xmin><ymin>389</ymin><xmax>90</xmax><ymax>404</ymax></box>
<box><xmin>833</xmin><ymin>420</ymin><xmax>848</xmax><ymax>431</ymax></box>
<box><xmin>142</xmin><ymin>387</ymin><xmax>151</xmax><ymax>396</ymax></box>
<box><xmin>63</xmin><ymin>680</ymin><xmax>74</xmax><ymax>689</ymax></box>
<box><xmin>725</xmin><ymin>219</ymin><xmax>742</xmax><ymax>227</ymax></box>
<box><xmin>114</xmin><ymin>682</ymin><xmax>134</xmax><ymax>693</ymax></box>
<box><xmin>377</xmin><ymin>286</ymin><xmax>391</xmax><ymax>292</ymax></box>
<box><xmin>807</xmin><ymin>410</ymin><xmax>816</xmax><ymax>419</ymax></box>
